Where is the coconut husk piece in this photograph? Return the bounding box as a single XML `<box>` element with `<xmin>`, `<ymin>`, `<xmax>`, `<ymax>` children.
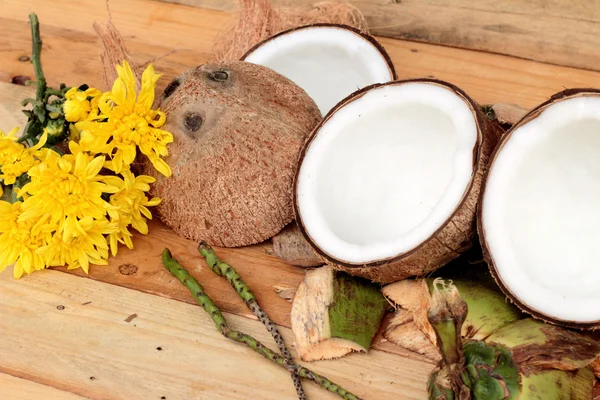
<box><xmin>94</xmin><ymin>19</ymin><xmax>138</xmax><ymax>90</ymax></box>
<box><xmin>212</xmin><ymin>0</ymin><xmax>369</xmax><ymax>62</ymax></box>
<box><xmin>593</xmin><ymin>355</ymin><xmax>600</xmax><ymax>379</ymax></box>
<box><xmin>94</xmin><ymin>17</ymin><xmax>179</xmax><ymax>93</ymax></box>
<box><xmin>491</xmin><ymin>103</ymin><xmax>528</xmax><ymax>126</ymax></box>
<box><xmin>273</xmin><ymin>222</ymin><xmax>323</xmax><ymax>267</ymax></box>
<box><xmin>291</xmin><ymin>265</ymin><xmax>388</xmax><ymax>362</ymax></box>
<box><xmin>93</xmin><ymin>1</ymin><xmax>140</xmax><ymax>89</ymax></box>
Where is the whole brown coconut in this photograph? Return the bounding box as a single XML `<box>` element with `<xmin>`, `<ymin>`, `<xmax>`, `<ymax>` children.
<box><xmin>145</xmin><ymin>62</ymin><xmax>321</xmax><ymax>247</ymax></box>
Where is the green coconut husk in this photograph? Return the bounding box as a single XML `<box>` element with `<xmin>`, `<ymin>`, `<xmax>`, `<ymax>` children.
<box><xmin>291</xmin><ymin>265</ymin><xmax>388</xmax><ymax>361</ymax></box>
<box><xmin>426</xmin><ymin>280</ymin><xmax>600</xmax><ymax>400</ymax></box>
<box><xmin>383</xmin><ymin>278</ymin><xmax>523</xmax><ymax>361</ymax></box>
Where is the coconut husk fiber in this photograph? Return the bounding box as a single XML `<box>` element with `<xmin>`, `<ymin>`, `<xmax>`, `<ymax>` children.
<box><xmin>212</xmin><ymin>0</ymin><xmax>369</xmax><ymax>62</ymax></box>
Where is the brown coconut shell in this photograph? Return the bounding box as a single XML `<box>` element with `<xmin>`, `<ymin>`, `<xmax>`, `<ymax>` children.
<box><xmin>241</xmin><ymin>23</ymin><xmax>396</xmax><ymax>82</ymax></box>
<box><xmin>478</xmin><ymin>88</ymin><xmax>600</xmax><ymax>330</ymax></box>
<box><xmin>147</xmin><ymin>62</ymin><xmax>321</xmax><ymax>247</ymax></box>
<box><xmin>294</xmin><ymin>78</ymin><xmax>504</xmax><ymax>283</ymax></box>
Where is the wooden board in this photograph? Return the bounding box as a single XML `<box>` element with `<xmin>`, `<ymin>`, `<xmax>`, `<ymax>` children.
<box><xmin>2</xmin><ymin>0</ymin><xmax>600</xmax><ymax>398</ymax></box>
<box><xmin>161</xmin><ymin>0</ymin><xmax>600</xmax><ymax>72</ymax></box>
<box><xmin>0</xmin><ymin>269</ymin><xmax>432</xmax><ymax>399</ymax></box>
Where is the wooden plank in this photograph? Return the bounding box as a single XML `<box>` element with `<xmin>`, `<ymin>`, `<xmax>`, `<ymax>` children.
<box><xmin>3</xmin><ymin>1</ymin><xmax>600</xmax><ymax>110</ymax></box>
<box><xmin>160</xmin><ymin>0</ymin><xmax>600</xmax><ymax>72</ymax></box>
<box><xmin>0</xmin><ymin>373</ymin><xmax>88</xmax><ymax>400</ymax></box>
<box><xmin>64</xmin><ymin>219</ymin><xmax>307</xmax><ymax>328</ymax></box>
<box><xmin>0</xmin><ymin>81</ymin><xmax>28</xmax><ymax>132</ymax></box>
<box><xmin>0</xmin><ymin>269</ymin><xmax>432</xmax><ymax>399</ymax></box>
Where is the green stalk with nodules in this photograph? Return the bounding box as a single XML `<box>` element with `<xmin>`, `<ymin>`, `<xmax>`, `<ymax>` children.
<box><xmin>162</xmin><ymin>248</ymin><xmax>362</xmax><ymax>400</ymax></box>
<box><xmin>198</xmin><ymin>241</ymin><xmax>305</xmax><ymax>399</ymax></box>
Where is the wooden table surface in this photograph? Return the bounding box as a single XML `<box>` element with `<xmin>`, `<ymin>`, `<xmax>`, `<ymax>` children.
<box><xmin>2</xmin><ymin>1</ymin><xmax>600</xmax><ymax>399</ymax></box>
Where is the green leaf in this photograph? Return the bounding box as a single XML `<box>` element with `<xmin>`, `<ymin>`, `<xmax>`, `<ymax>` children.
<box><xmin>46</xmin><ymin>103</ymin><xmax>62</xmax><ymax>113</ymax></box>
<box><xmin>463</xmin><ymin>341</ymin><xmax>521</xmax><ymax>400</ymax></box>
<box><xmin>20</xmin><ymin>98</ymin><xmax>36</xmax><ymax>107</ymax></box>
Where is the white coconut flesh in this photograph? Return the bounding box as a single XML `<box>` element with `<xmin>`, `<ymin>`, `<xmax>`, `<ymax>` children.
<box><xmin>296</xmin><ymin>82</ymin><xmax>478</xmax><ymax>264</ymax></box>
<box><xmin>482</xmin><ymin>96</ymin><xmax>600</xmax><ymax>324</ymax></box>
<box><xmin>243</xmin><ymin>26</ymin><xmax>394</xmax><ymax>115</ymax></box>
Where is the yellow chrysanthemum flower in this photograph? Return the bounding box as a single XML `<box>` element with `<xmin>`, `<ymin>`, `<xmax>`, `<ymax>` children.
<box><xmin>0</xmin><ymin>129</ymin><xmax>48</xmax><ymax>185</ymax></box>
<box><xmin>63</xmin><ymin>87</ymin><xmax>102</xmax><ymax>123</ymax></box>
<box><xmin>18</xmin><ymin>148</ymin><xmax>118</xmax><ymax>241</ymax></box>
<box><xmin>2</xmin><ymin>60</ymin><xmax>174</xmax><ymax>278</ymax></box>
<box><xmin>36</xmin><ymin>216</ymin><xmax>118</xmax><ymax>274</ymax></box>
<box><xmin>76</xmin><ymin>62</ymin><xmax>173</xmax><ymax>177</ymax></box>
<box><xmin>0</xmin><ymin>128</ymin><xmax>26</xmax><ymax>183</ymax></box>
<box><xmin>0</xmin><ymin>201</ymin><xmax>56</xmax><ymax>279</ymax></box>
<box><xmin>0</xmin><ymin>127</ymin><xmax>21</xmax><ymax>153</ymax></box>
<box><xmin>101</xmin><ymin>170</ymin><xmax>161</xmax><ymax>255</ymax></box>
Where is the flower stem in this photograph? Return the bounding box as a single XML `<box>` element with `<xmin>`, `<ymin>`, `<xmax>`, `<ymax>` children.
<box><xmin>161</xmin><ymin>249</ymin><xmax>362</xmax><ymax>400</ymax></box>
<box><xmin>197</xmin><ymin>241</ymin><xmax>306</xmax><ymax>400</ymax></box>
<box><xmin>29</xmin><ymin>13</ymin><xmax>47</xmax><ymax>105</ymax></box>
<box><xmin>17</xmin><ymin>13</ymin><xmax>49</xmax><ymax>145</ymax></box>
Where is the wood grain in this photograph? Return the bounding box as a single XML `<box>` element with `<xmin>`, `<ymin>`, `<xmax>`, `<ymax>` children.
<box><xmin>60</xmin><ymin>218</ymin><xmax>431</xmax><ymax>363</ymax></box>
<box><xmin>160</xmin><ymin>0</ymin><xmax>600</xmax><ymax>72</ymax></box>
<box><xmin>3</xmin><ymin>0</ymin><xmax>600</xmax><ymax>112</ymax></box>
<box><xmin>64</xmin><ymin>219</ymin><xmax>306</xmax><ymax>328</ymax></box>
<box><xmin>0</xmin><ymin>269</ymin><xmax>432</xmax><ymax>399</ymax></box>
<box><xmin>0</xmin><ymin>373</ymin><xmax>88</xmax><ymax>400</ymax></box>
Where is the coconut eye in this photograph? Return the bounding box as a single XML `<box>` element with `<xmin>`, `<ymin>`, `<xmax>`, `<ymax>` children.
<box><xmin>184</xmin><ymin>113</ymin><xmax>203</xmax><ymax>133</ymax></box>
<box><xmin>163</xmin><ymin>79</ymin><xmax>180</xmax><ymax>98</ymax></box>
<box><xmin>208</xmin><ymin>70</ymin><xmax>229</xmax><ymax>82</ymax></box>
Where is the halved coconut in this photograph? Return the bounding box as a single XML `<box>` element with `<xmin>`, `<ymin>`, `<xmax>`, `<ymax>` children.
<box><xmin>479</xmin><ymin>89</ymin><xmax>600</xmax><ymax>329</ymax></box>
<box><xmin>241</xmin><ymin>24</ymin><xmax>396</xmax><ymax>115</ymax></box>
<box><xmin>294</xmin><ymin>79</ymin><xmax>502</xmax><ymax>283</ymax></box>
